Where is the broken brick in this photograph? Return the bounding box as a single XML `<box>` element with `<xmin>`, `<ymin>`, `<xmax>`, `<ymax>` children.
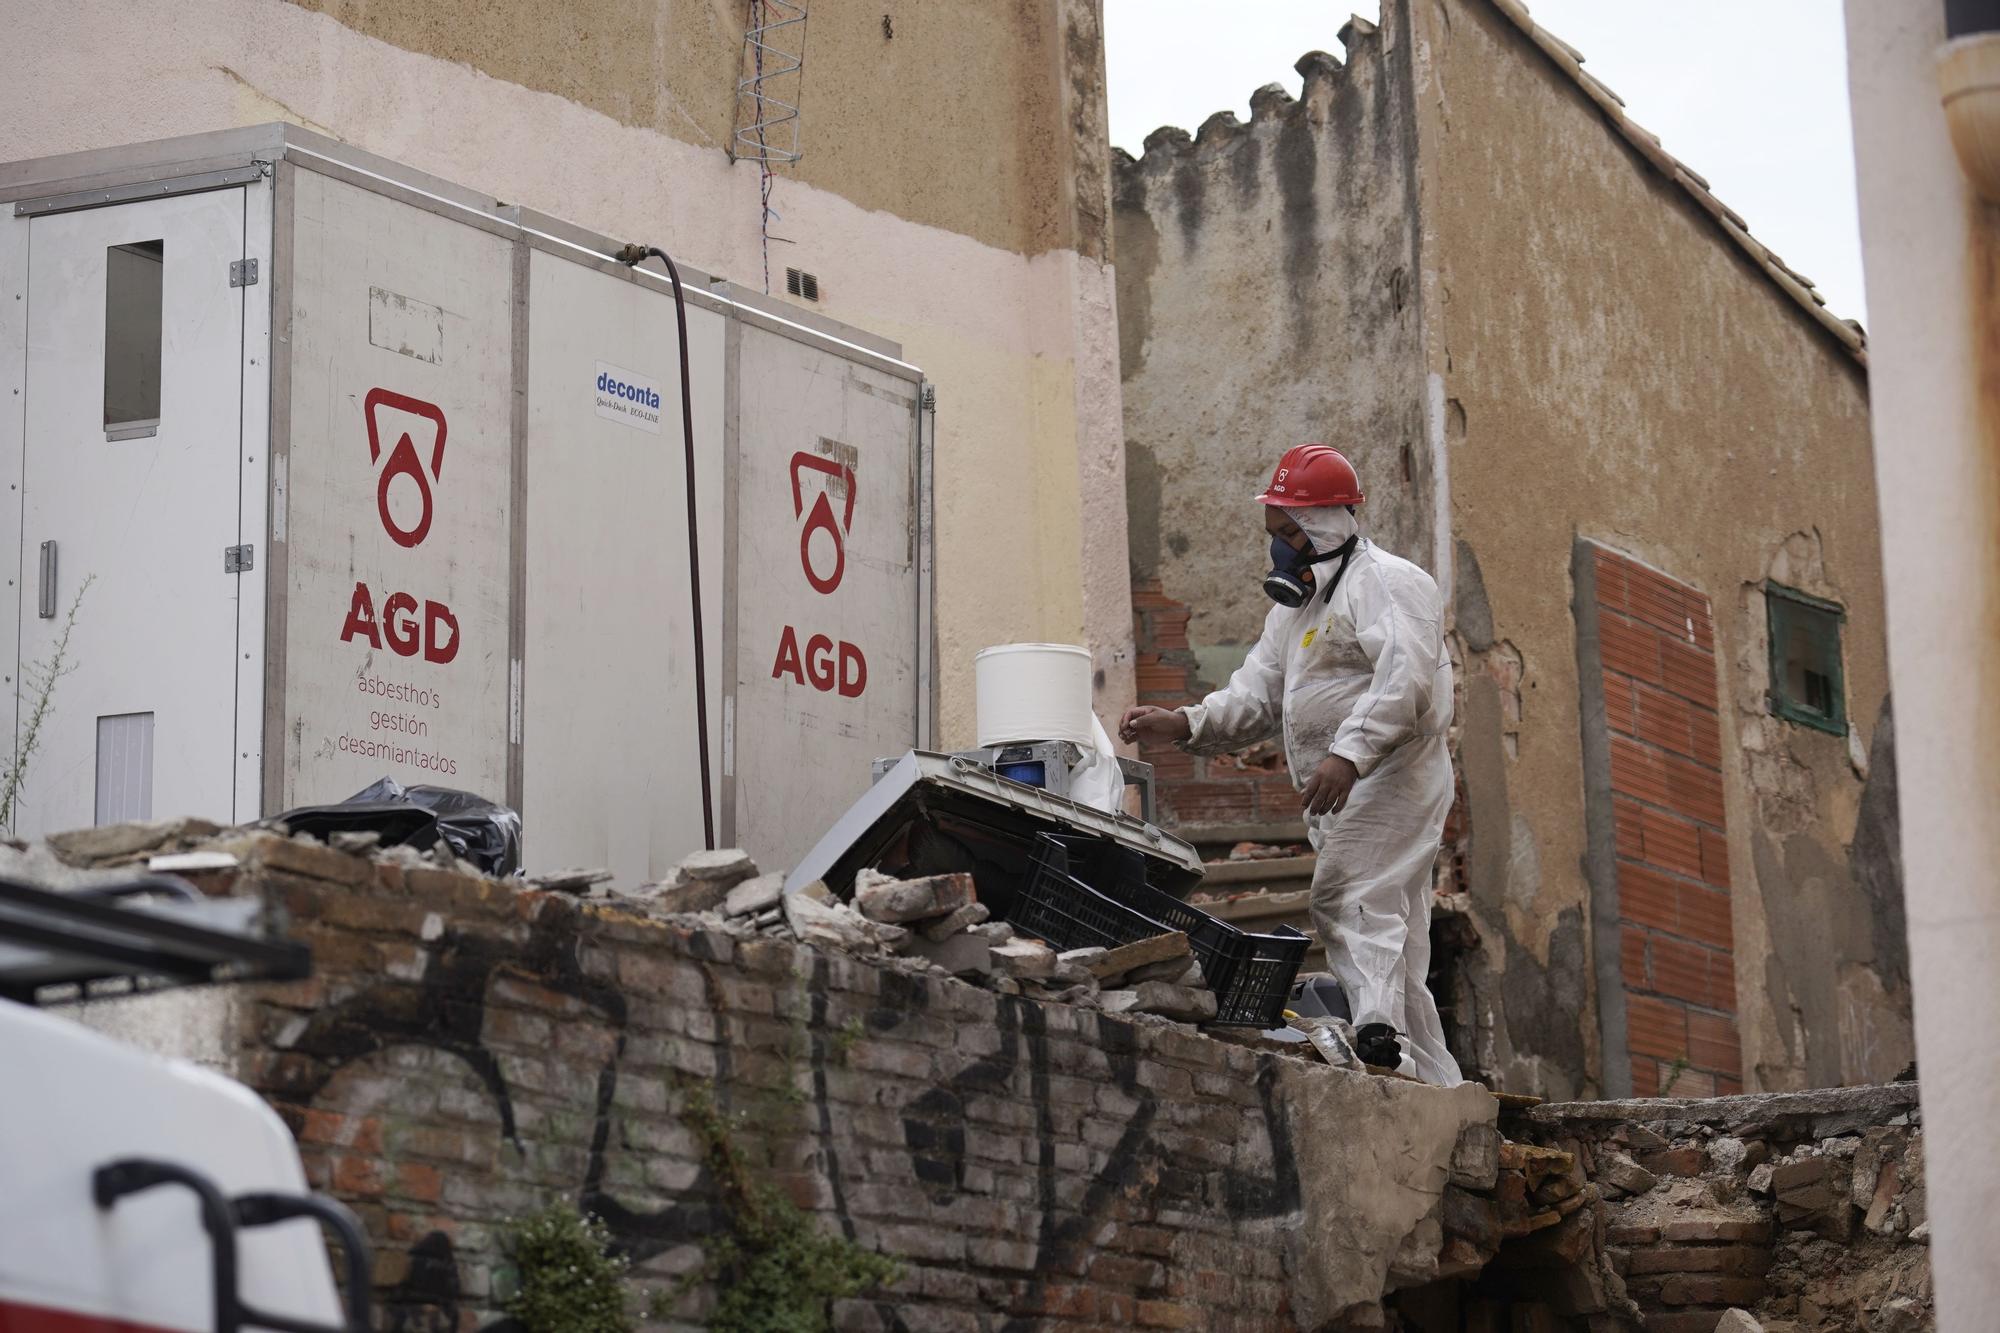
<box><xmin>855</xmin><ymin>871</ymin><xmax>977</xmax><ymax>925</ymax></box>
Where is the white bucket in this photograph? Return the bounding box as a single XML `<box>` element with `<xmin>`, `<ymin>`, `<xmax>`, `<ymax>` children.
<box><xmin>975</xmin><ymin>643</ymin><xmax>1095</xmax><ymax>747</ymax></box>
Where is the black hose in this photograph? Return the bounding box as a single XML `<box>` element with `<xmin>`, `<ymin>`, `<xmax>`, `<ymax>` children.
<box><xmin>615</xmin><ymin>242</ymin><xmax>716</xmax><ymax>851</ymax></box>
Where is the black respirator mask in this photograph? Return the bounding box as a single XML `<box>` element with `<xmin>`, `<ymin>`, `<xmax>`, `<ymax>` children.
<box><xmin>1263</xmin><ymin>532</ymin><xmax>1360</xmax><ymax>607</ymax></box>
<box><xmin>1264</xmin><ymin>535</ymin><xmax>1329</xmax><ymax>607</ymax></box>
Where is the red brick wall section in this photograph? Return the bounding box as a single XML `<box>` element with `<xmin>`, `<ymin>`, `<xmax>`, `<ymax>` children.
<box><xmin>1591</xmin><ymin>547</ymin><xmax>1744</xmax><ymax>1097</ymax></box>
<box><xmin>1132</xmin><ymin>578</ymin><xmax>1298</xmax><ymax>828</ymax></box>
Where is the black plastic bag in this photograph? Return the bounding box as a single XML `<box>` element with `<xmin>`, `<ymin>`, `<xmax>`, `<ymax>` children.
<box><xmin>275</xmin><ymin>777</ymin><xmax>523</xmax><ymax>877</ymax></box>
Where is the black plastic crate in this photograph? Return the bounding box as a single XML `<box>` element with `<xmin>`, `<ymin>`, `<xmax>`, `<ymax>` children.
<box><xmin>1202</xmin><ymin>925</ymin><xmax>1311</xmax><ymax>1027</ymax></box>
<box><xmin>1020</xmin><ymin>834</ymin><xmax>1308</xmax><ymax>1028</ymax></box>
<box><xmin>1004</xmin><ymin>834</ymin><xmax>1183</xmax><ymax>956</ymax></box>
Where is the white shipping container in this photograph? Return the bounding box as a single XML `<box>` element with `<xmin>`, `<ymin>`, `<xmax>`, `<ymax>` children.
<box><xmin>0</xmin><ymin>126</ymin><xmax>934</xmax><ymax>883</ymax></box>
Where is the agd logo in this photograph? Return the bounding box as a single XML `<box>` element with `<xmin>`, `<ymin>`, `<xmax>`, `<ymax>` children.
<box><xmin>363</xmin><ymin>388</ymin><xmax>447</xmax><ymax>548</ymax></box>
<box><xmin>339</xmin><ymin>389</ymin><xmax>460</xmax><ymax>663</ymax></box>
<box><xmin>771</xmin><ymin>449</ymin><xmax>866</xmax><ymax>697</ymax></box>
<box><xmin>790</xmin><ymin>451</ymin><xmax>855</xmax><ymax>593</ymax></box>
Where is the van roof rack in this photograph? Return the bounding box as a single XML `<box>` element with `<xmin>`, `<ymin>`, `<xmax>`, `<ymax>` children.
<box><xmin>0</xmin><ymin>875</ymin><xmax>309</xmax><ymax>1005</ymax></box>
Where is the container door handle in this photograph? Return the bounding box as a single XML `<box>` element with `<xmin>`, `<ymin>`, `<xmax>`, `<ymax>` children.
<box><xmin>37</xmin><ymin>540</ymin><xmax>56</xmax><ymax>619</ymax></box>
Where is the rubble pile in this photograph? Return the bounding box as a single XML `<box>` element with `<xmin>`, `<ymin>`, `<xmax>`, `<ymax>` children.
<box><xmin>1493</xmin><ymin>1086</ymin><xmax>1932</xmax><ymax>1333</ymax></box>
<box><xmin>568</xmin><ymin>846</ymin><xmax>1228</xmax><ymax>1026</ymax></box>
<box><xmin>1421</xmin><ymin>1135</ymin><xmax>1623</xmax><ymax>1325</ymax></box>
<box><xmin>24</xmin><ymin>817</ymin><xmax>1276</xmax><ymax>1039</ymax></box>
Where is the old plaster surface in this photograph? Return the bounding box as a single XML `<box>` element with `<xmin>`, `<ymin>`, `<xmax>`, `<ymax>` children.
<box><xmin>1281</xmin><ymin>1066</ymin><xmax>1495</xmax><ymax>1326</ymax></box>
<box><xmin>0</xmin><ymin>0</ymin><xmax>1132</xmax><ymax>748</ymax></box>
<box><xmin>1409</xmin><ymin>0</ymin><xmax>1898</xmax><ymax>1096</ymax></box>
<box><xmin>1115</xmin><ymin>15</ymin><xmax>1434</xmax><ymax>681</ymax></box>
<box><xmin>278</xmin><ymin>0</ymin><xmax>1096</xmax><ymax>262</ymax></box>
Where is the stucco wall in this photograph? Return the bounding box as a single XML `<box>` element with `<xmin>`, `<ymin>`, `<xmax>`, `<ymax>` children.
<box><xmin>1114</xmin><ymin>15</ymin><xmax>1434</xmax><ymax>699</ymax></box>
<box><xmin>1413</xmin><ymin>0</ymin><xmax>1901</xmax><ymax>1096</ymax></box>
<box><xmin>0</xmin><ymin>0</ymin><xmax>1134</xmax><ymax>751</ymax></box>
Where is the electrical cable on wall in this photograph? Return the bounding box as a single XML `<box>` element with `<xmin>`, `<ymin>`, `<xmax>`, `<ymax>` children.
<box><xmin>614</xmin><ymin>242</ymin><xmax>716</xmax><ymax>852</ymax></box>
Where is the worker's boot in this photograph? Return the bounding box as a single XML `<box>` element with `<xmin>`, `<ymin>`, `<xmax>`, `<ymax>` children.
<box><xmin>1355</xmin><ymin>1022</ymin><xmax>1402</xmax><ymax>1071</ymax></box>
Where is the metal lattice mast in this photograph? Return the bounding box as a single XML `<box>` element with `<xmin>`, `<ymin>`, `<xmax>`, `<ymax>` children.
<box><xmin>735</xmin><ymin>0</ymin><xmax>807</xmax><ymax>294</ymax></box>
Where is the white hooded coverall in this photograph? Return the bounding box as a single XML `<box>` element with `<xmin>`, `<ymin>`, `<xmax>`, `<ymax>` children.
<box><xmin>1179</xmin><ymin>507</ymin><xmax>1463</xmax><ymax>1086</ymax></box>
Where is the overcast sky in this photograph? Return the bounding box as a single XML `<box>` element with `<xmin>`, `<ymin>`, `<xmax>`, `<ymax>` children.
<box><xmin>1104</xmin><ymin>1</ymin><xmax>1866</xmax><ymax>325</ymax></box>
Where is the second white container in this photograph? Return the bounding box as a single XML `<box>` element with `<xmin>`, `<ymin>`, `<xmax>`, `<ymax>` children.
<box><xmin>974</xmin><ymin>643</ymin><xmax>1095</xmax><ymax>747</ymax></box>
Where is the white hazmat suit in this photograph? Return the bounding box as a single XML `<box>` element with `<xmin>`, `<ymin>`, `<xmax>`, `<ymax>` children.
<box><xmin>1178</xmin><ymin>506</ymin><xmax>1463</xmax><ymax>1086</ymax></box>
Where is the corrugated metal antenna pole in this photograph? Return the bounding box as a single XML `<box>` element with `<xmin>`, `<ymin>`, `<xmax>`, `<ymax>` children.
<box><xmin>734</xmin><ymin>0</ymin><xmax>807</xmax><ymax>165</ymax></box>
<box><xmin>734</xmin><ymin>0</ymin><xmax>807</xmax><ymax>295</ymax></box>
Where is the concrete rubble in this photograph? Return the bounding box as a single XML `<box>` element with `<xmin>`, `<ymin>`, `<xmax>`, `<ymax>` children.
<box><xmin>21</xmin><ymin>817</ymin><xmax>1325</xmax><ymax>1047</ymax></box>
<box><xmin>1465</xmin><ymin>1085</ymin><xmax>1935</xmax><ymax>1333</ymax></box>
<box><xmin>20</xmin><ymin>817</ymin><xmax>1939</xmax><ymax>1332</ymax></box>
<box><xmin>558</xmin><ymin>843</ymin><xmax>1254</xmax><ymax>1030</ymax></box>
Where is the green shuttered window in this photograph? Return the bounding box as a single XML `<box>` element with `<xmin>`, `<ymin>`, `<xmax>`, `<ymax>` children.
<box><xmin>1765</xmin><ymin>582</ymin><xmax>1846</xmax><ymax>736</ymax></box>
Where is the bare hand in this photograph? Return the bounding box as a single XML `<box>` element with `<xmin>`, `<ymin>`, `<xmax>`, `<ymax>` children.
<box><xmin>1301</xmin><ymin>754</ymin><xmax>1359</xmax><ymax>817</ymax></box>
<box><xmin>1118</xmin><ymin>705</ymin><xmax>1191</xmax><ymax>746</ymax></box>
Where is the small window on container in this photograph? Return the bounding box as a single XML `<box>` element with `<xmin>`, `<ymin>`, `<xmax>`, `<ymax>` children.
<box><xmin>1765</xmin><ymin>582</ymin><xmax>1846</xmax><ymax>735</ymax></box>
<box><xmin>104</xmin><ymin>239</ymin><xmax>164</xmax><ymax>439</ymax></box>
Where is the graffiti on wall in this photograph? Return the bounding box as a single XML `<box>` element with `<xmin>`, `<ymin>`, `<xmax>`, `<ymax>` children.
<box><xmin>266</xmin><ymin>899</ymin><xmax>1303</xmax><ymax>1328</ymax></box>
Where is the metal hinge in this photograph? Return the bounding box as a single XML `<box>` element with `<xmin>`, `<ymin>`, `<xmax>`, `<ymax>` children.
<box><xmin>229</xmin><ymin>259</ymin><xmax>258</xmax><ymax>288</ymax></box>
<box><xmin>224</xmin><ymin>544</ymin><xmax>254</xmax><ymax>573</ymax></box>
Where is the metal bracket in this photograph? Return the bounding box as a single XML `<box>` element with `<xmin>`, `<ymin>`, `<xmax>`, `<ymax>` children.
<box><xmin>37</xmin><ymin>540</ymin><xmax>56</xmax><ymax>618</ymax></box>
<box><xmin>228</xmin><ymin>258</ymin><xmax>258</xmax><ymax>288</ymax></box>
<box><xmin>11</xmin><ymin>164</ymin><xmax>268</xmax><ymax>218</ymax></box>
<box><xmin>224</xmin><ymin>544</ymin><xmax>254</xmax><ymax>573</ymax></box>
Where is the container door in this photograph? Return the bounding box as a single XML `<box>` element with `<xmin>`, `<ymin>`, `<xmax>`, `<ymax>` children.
<box><xmin>276</xmin><ymin>171</ymin><xmax>514</xmax><ymax>814</ymax></box>
<box><xmin>732</xmin><ymin>328</ymin><xmax>922</xmax><ymax>870</ymax></box>
<box><xmin>14</xmin><ymin>189</ymin><xmax>249</xmax><ymax>836</ymax></box>
<box><xmin>522</xmin><ymin>250</ymin><xmax>726</xmax><ymax>883</ymax></box>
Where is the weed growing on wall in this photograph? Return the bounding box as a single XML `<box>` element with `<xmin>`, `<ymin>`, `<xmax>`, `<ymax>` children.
<box><xmin>0</xmin><ymin>576</ymin><xmax>92</xmax><ymax>834</ymax></box>
<box><xmin>679</xmin><ymin>1078</ymin><xmax>902</xmax><ymax>1331</ymax></box>
<box><xmin>830</xmin><ymin>1015</ymin><xmax>866</xmax><ymax>1064</ymax></box>
<box><xmin>501</xmin><ymin>1206</ymin><xmax>635</xmax><ymax>1333</ymax></box>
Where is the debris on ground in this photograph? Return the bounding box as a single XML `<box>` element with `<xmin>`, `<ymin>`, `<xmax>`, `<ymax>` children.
<box><xmin>272</xmin><ymin>777</ymin><xmax>523</xmax><ymax>876</ymax></box>
<box><xmin>529</xmin><ymin>868</ymin><xmax>613</xmax><ymax>894</ymax></box>
<box><xmin>524</xmin><ymin>846</ymin><xmax>1255</xmax><ymax>1029</ymax></box>
<box><xmin>27</xmin><ymin>817</ymin><xmax>1326</xmax><ymax>1048</ymax></box>
<box><xmin>1289</xmin><ymin>1012</ymin><xmax>1364</xmax><ymax>1071</ymax></box>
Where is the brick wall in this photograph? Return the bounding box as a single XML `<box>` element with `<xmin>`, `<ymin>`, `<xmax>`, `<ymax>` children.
<box><xmin>1132</xmin><ymin>578</ymin><xmax>1299</xmax><ymax>829</ymax></box>
<box><xmin>1587</xmin><ymin>546</ymin><xmax>1744</xmax><ymax>1098</ymax></box>
<box><xmin>163</xmin><ymin>832</ymin><xmax>1501</xmax><ymax>1331</ymax></box>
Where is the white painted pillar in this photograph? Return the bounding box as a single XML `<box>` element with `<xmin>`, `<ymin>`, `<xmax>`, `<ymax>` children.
<box><xmin>1845</xmin><ymin>3</ymin><xmax>2000</xmax><ymax>1326</ymax></box>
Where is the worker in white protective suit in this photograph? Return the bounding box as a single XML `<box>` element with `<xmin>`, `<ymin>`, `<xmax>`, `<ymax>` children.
<box><xmin>1119</xmin><ymin>444</ymin><xmax>1462</xmax><ymax>1085</ymax></box>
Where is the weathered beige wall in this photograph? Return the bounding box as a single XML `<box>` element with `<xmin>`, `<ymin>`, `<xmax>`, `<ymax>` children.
<box><xmin>1413</xmin><ymin>0</ymin><xmax>1901</xmax><ymax>1095</ymax></box>
<box><xmin>0</xmin><ymin>0</ymin><xmax>1134</xmax><ymax>751</ymax></box>
<box><xmin>279</xmin><ymin>0</ymin><xmax>1096</xmax><ymax>260</ymax></box>
<box><xmin>1115</xmin><ymin>16</ymin><xmax>1434</xmax><ymax>693</ymax></box>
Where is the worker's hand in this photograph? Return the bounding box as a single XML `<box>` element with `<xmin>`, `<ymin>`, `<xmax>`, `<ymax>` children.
<box><xmin>1119</xmin><ymin>705</ymin><xmax>1191</xmax><ymax>746</ymax></box>
<box><xmin>1301</xmin><ymin>754</ymin><xmax>1360</xmax><ymax>818</ymax></box>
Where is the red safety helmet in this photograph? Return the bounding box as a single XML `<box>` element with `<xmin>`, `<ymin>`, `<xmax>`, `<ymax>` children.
<box><xmin>1255</xmin><ymin>444</ymin><xmax>1364</xmax><ymax>507</ymax></box>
